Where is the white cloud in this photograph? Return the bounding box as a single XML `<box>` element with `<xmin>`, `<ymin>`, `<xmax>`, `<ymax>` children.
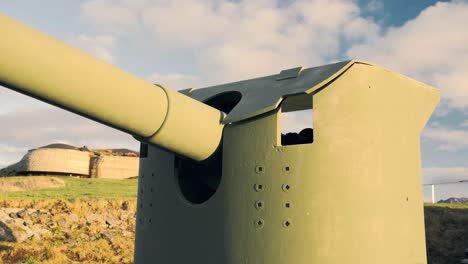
<box><xmin>363</xmin><ymin>0</ymin><xmax>384</xmax><ymax>13</ymax></box>
<box><xmin>281</xmin><ymin>110</ymin><xmax>313</xmax><ymax>133</ymax></box>
<box><xmin>3</xmin><ymin>0</ymin><xmax>467</xmax><ymax>170</ymax></box>
<box><xmin>342</xmin><ymin>17</ymin><xmax>380</xmax><ymax>43</ymax></box>
<box><xmin>0</xmin><ymin>88</ymin><xmax>45</xmax><ymax>114</ymax></box>
<box><xmin>423</xmin><ymin>166</ymin><xmax>468</xmax><ymax>184</ymax></box>
<box><xmin>81</xmin><ymin>0</ymin><xmax>379</xmax><ymax>82</ymax></box>
<box><xmin>0</xmin><ymin>106</ymin><xmax>139</xmax><ymax>168</ymax></box>
<box><xmin>422</xmin><ymin>126</ymin><xmax>468</xmax><ymax>151</ymax></box>
<box><xmin>422</xmin><ymin>166</ymin><xmax>468</xmax><ymax>201</ymax></box>
<box><xmin>78</xmin><ymin>0</ymin><xmax>468</xmax><ymax>110</ymax></box>
<box><xmin>148</xmin><ymin>73</ymin><xmax>205</xmax><ymax>90</ymax></box>
<box><xmin>0</xmin><ymin>145</ymin><xmax>28</xmax><ymax>168</ymax></box>
<box><xmin>347</xmin><ymin>1</ymin><xmax>468</xmax><ymax>110</ymax></box>
<box><xmin>80</xmin><ymin>0</ymin><xmax>140</xmax><ymax>33</ymax></box>
<box><xmin>70</xmin><ymin>34</ymin><xmax>115</xmax><ymax>63</ymax></box>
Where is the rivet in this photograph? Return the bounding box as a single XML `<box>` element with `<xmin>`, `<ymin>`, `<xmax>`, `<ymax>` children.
<box><xmin>255</xmin><ymin>165</ymin><xmax>265</xmax><ymax>174</ymax></box>
<box><xmin>255</xmin><ymin>200</ymin><xmax>264</xmax><ymax>210</ymax></box>
<box><xmin>283</xmin><ymin>166</ymin><xmax>291</xmax><ymax>172</ymax></box>
<box><xmin>282</xmin><ymin>184</ymin><xmax>291</xmax><ymax>192</ymax></box>
<box><xmin>284</xmin><ymin>201</ymin><xmax>291</xmax><ymax>208</ymax></box>
<box><xmin>255</xmin><ymin>219</ymin><xmax>265</xmax><ymax>229</ymax></box>
<box><xmin>283</xmin><ymin>219</ymin><xmax>292</xmax><ymax>228</ymax></box>
<box><xmin>254</xmin><ymin>184</ymin><xmax>264</xmax><ymax>192</ymax></box>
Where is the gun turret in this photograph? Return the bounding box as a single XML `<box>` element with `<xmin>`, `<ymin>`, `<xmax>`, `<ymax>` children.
<box><xmin>0</xmin><ymin>14</ymin><xmax>224</xmax><ymax>161</ymax></box>
<box><xmin>1</xmin><ymin>13</ymin><xmax>441</xmax><ymax>264</ymax></box>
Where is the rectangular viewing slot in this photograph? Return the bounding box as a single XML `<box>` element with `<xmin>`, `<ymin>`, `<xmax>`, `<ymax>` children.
<box><xmin>280</xmin><ymin>94</ymin><xmax>313</xmax><ymax>146</ymax></box>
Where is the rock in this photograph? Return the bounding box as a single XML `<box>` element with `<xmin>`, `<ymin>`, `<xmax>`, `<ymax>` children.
<box><xmin>119</xmin><ymin>211</ymin><xmax>131</xmax><ymax>220</ymax></box>
<box><xmin>101</xmin><ymin>231</ymin><xmax>114</xmax><ymax>244</ymax></box>
<box><xmin>86</xmin><ymin>214</ymin><xmax>104</xmax><ymax>224</ymax></box>
<box><xmin>16</xmin><ymin>209</ymin><xmax>28</xmax><ymax>219</ymax></box>
<box><xmin>0</xmin><ymin>221</ymin><xmax>15</xmax><ymax>242</ymax></box>
<box><xmin>61</xmin><ymin>228</ymin><xmax>72</xmax><ymax>238</ymax></box>
<box><xmin>105</xmin><ymin>217</ymin><xmax>121</xmax><ymax>228</ymax></box>
<box><xmin>30</xmin><ymin>209</ymin><xmax>47</xmax><ymax>220</ymax></box>
<box><xmin>46</xmin><ymin>220</ymin><xmax>56</xmax><ymax>228</ymax></box>
<box><xmin>23</xmin><ymin>220</ymin><xmax>33</xmax><ymax>227</ymax></box>
<box><xmin>0</xmin><ymin>219</ymin><xmax>34</xmax><ymax>242</ymax></box>
<box><xmin>30</xmin><ymin>224</ymin><xmax>51</xmax><ymax>238</ymax></box>
<box><xmin>3</xmin><ymin>208</ymin><xmax>22</xmax><ymax>215</ymax></box>
<box><xmin>122</xmin><ymin>230</ymin><xmax>133</xmax><ymax>238</ymax></box>
<box><xmin>8</xmin><ymin>212</ymin><xmax>18</xmax><ymax>219</ymax></box>
<box><xmin>0</xmin><ymin>210</ymin><xmax>9</xmax><ymax>221</ymax></box>
<box><xmin>56</xmin><ymin>219</ymin><xmax>67</xmax><ymax>227</ymax></box>
<box><xmin>5</xmin><ymin>218</ymin><xmax>16</xmax><ymax>225</ymax></box>
<box><xmin>0</xmin><ymin>203</ymin><xmax>136</xmax><ymax>250</ymax></box>
<box><xmin>121</xmin><ymin>201</ymin><xmax>129</xmax><ymax>210</ymax></box>
<box><xmin>67</xmin><ymin>214</ymin><xmax>79</xmax><ymax>223</ymax></box>
<box><xmin>38</xmin><ymin>209</ymin><xmax>49</xmax><ymax>214</ymax></box>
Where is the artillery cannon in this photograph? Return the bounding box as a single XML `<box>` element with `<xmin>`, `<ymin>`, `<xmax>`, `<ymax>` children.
<box><xmin>0</xmin><ymin>14</ymin><xmax>440</xmax><ymax>264</ymax></box>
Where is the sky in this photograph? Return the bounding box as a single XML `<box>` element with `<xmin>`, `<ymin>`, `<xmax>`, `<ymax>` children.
<box><xmin>0</xmin><ymin>0</ymin><xmax>467</xmax><ymax>200</ymax></box>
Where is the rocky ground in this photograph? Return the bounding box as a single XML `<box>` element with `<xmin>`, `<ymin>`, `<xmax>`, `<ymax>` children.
<box><xmin>0</xmin><ymin>199</ymin><xmax>466</xmax><ymax>263</ymax></box>
<box><xmin>0</xmin><ymin>199</ymin><xmax>136</xmax><ymax>263</ymax></box>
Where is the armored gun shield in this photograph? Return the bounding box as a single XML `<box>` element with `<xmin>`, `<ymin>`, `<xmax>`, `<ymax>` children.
<box><xmin>0</xmin><ymin>14</ymin><xmax>440</xmax><ymax>264</ymax></box>
<box><xmin>135</xmin><ymin>61</ymin><xmax>439</xmax><ymax>264</ymax></box>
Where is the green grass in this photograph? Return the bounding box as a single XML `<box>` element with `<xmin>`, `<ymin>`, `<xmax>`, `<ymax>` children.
<box><xmin>0</xmin><ymin>176</ymin><xmax>138</xmax><ymax>200</ymax></box>
<box><xmin>424</xmin><ymin>203</ymin><xmax>468</xmax><ymax>209</ymax></box>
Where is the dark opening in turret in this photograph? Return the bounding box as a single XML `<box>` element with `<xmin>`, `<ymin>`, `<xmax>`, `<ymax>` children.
<box><xmin>203</xmin><ymin>91</ymin><xmax>242</xmax><ymax>114</ymax></box>
<box><xmin>175</xmin><ymin>146</ymin><xmax>223</xmax><ymax>204</ymax></box>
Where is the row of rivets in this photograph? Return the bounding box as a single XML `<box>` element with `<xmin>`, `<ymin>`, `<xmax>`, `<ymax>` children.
<box><xmin>139</xmin><ymin>172</ymin><xmax>157</xmax><ymax>225</ymax></box>
<box><xmin>253</xmin><ymin>183</ymin><xmax>292</xmax><ymax>192</ymax></box>
<box><xmin>255</xmin><ymin>200</ymin><xmax>291</xmax><ymax>210</ymax></box>
<box><xmin>254</xmin><ymin>165</ymin><xmax>293</xmax><ymax>229</ymax></box>
<box><xmin>254</xmin><ymin>219</ymin><xmax>293</xmax><ymax>229</ymax></box>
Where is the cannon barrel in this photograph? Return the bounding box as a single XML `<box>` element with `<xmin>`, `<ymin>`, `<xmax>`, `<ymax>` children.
<box><xmin>0</xmin><ymin>14</ymin><xmax>224</xmax><ymax>161</ymax></box>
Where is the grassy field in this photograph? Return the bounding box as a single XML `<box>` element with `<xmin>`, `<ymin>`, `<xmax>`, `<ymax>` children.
<box><xmin>0</xmin><ymin>176</ymin><xmax>138</xmax><ymax>200</ymax></box>
<box><xmin>424</xmin><ymin>202</ymin><xmax>468</xmax><ymax>209</ymax></box>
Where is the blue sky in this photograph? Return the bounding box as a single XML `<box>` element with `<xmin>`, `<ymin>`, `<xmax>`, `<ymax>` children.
<box><xmin>1</xmin><ymin>0</ymin><xmax>467</xmax><ymax>200</ymax></box>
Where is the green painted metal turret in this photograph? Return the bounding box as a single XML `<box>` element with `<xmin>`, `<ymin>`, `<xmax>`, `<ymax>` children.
<box><xmin>0</xmin><ymin>14</ymin><xmax>440</xmax><ymax>264</ymax></box>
